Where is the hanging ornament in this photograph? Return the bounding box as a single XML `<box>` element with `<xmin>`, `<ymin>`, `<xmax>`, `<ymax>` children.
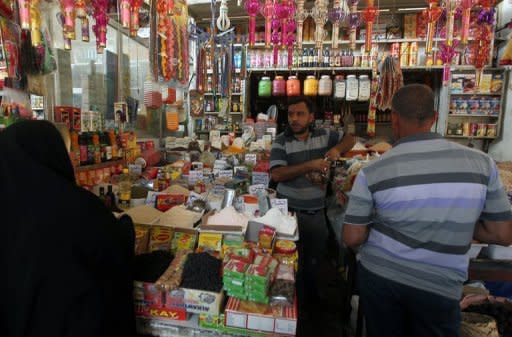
<box><xmin>295</xmin><ymin>0</ymin><xmax>307</xmax><ymax>50</ymax></box>
<box><xmin>278</xmin><ymin>0</ymin><xmax>291</xmax><ymax>47</ymax></box>
<box><xmin>348</xmin><ymin>0</ymin><xmax>360</xmax><ymax>51</ymax></box>
<box><xmin>362</xmin><ymin>1</ymin><xmax>378</xmax><ymax>53</ymax></box>
<box><xmin>81</xmin><ymin>16</ymin><xmax>90</xmax><ymax>42</ymax></box>
<box><xmin>60</xmin><ymin>0</ymin><xmax>76</xmax><ymax>40</ymax></box>
<box><xmin>18</xmin><ymin>0</ymin><xmax>31</xmax><ymax>30</ymax></box>
<box><xmin>445</xmin><ymin>0</ymin><xmax>456</xmax><ymax>46</ymax></box>
<box><xmin>311</xmin><ymin>0</ymin><xmax>328</xmax><ymax>50</ymax></box>
<box><xmin>472</xmin><ymin>0</ymin><xmax>494</xmax><ymax>89</ymax></box>
<box><xmin>75</xmin><ymin>0</ymin><xmax>87</xmax><ymax>18</ymax></box>
<box><xmin>424</xmin><ymin>0</ymin><xmax>443</xmax><ymax>66</ymax></box>
<box><xmin>286</xmin><ymin>3</ymin><xmax>296</xmax><ymax>68</ymax></box>
<box><xmin>261</xmin><ymin>0</ymin><xmax>273</xmax><ymax>47</ymax></box>
<box><xmin>271</xmin><ymin>16</ymin><xmax>280</xmax><ymax>66</ymax></box>
<box><xmin>30</xmin><ymin>0</ymin><xmax>42</xmax><ymax>46</ymax></box>
<box><xmin>119</xmin><ymin>0</ymin><xmax>130</xmax><ymax>28</ymax></box>
<box><xmin>217</xmin><ymin>0</ymin><xmax>230</xmax><ymax>31</ymax></box>
<box><xmin>130</xmin><ymin>0</ymin><xmax>143</xmax><ymax>36</ymax></box>
<box><xmin>329</xmin><ymin>0</ymin><xmax>348</xmax><ymax>50</ymax></box>
<box><xmin>245</xmin><ymin>0</ymin><xmax>260</xmax><ymax>47</ymax></box>
<box><xmin>92</xmin><ymin>0</ymin><xmax>109</xmax><ymax>53</ymax></box>
<box><xmin>460</xmin><ymin>0</ymin><xmax>473</xmax><ymax>45</ymax></box>
<box><xmin>439</xmin><ymin>40</ymin><xmax>458</xmax><ymax>86</ymax></box>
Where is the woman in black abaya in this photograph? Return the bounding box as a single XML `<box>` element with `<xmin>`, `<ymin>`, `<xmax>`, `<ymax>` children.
<box><xmin>0</xmin><ymin>120</ymin><xmax>135</xmax><ymax>337</ymax></box>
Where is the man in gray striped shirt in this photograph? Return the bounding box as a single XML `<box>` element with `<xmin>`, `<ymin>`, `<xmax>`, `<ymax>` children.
<box><xmin>270</xmin><ymin>97</ymin><xmax>355</xmax><ymax>328</ymax></box>
<box><xmin>343</xmin><ymin>84</ymin><xmax>512</xmax><ymax>337</ymax></box>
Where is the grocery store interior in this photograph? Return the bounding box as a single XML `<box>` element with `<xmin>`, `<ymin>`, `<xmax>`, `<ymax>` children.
<box><xmin>1</xmin><ymin>0</ymin><xmax>512</xmax><ymax>336</ymax></box>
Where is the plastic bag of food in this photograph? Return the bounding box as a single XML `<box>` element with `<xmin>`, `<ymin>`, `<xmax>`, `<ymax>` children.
<box><xmin>270</xmin><ymin>264</ymin><xmax>295</xmax><ymax>306</ymax></box>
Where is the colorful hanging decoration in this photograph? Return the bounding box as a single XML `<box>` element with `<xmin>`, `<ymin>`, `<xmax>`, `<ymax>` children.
<box><xmin>60</xmin><ymin>0</ymin><xmax>76</xmax><ymax>40</ymax></box>
<box><xmin>271</xmin><ymin>8</ymin><xmax>280</xmax><ymax>66</ymax></box>
<box><xmin>245</xmin><ymin>0</ymin><xmax>260</xmax><ymax>47</ymax></box>
<box><xmin>285</xmin><ymin>1</ymin><xmax>296</xmax><ymax>68</ymax></box>
<box><xmin>295</xmin><ymin>0</ymin><xmax>307</xmax><ymax>50</ymax></box>
<box><xmin>119</xmin><ymin>0</ymin><xmax>130</xmax><ymax>28</ymax></box>
<box><xmin>30</xmin><ymin>0</ymin><xmax>42</xmax><ymax>46</ymax></box>
<box><xmin>472</xmin><ymin>0</ymin><xmax>494</xmax><ymax>89</ymax></box>
<box><xmin>217</xmin><ymin>0</ymin><xmax>230</xmax><ymax>31</ymax></box>
<box><xmin>460</xmin><ymin>0</ymin><xmax>473</xmax><ymax>45</ymax></box>
<box><xmin>18</xmin><ymin>0</ymin><xmax>31</xmax><ymax>30</ymax></box>
<box><xmin>348</xmin><ymin>0</ymin><xmax>360</xmax><ymax>51</ymax></box>
<box><xmin>75</xmin><ymin>0</ymin><xmax>89</xmax><ymax>42</ymax></box>
<box><xmin>362</xmin><ymin>1</ymin><xmax>378</xmax><ymax>53</ymax></box>
<box><xmin>92</xmin><ymin>0</ymin><xmax>109</xmax><ymax>53</ymax></box>
<box><xmin>261</xmin><ymin>0</ymin><xmax>273</xmax><ymax>48</ymax></box>
<box><xmin>130</xmin><ymin>0</ymin><xmax>143</xmax><ymax>37</ymax></box>
<box><xmin>423</xmin><ymin>0</ymin><xmax>443</xmax><ymax>66</ymax></box>
<box><xmin>311</xmin><ymin>0</ymin><xmax>329</xmax><ymax>50</ymax></box>
<box><xmin>444</xmin><ymin>0</ymin><xmax>456</xmax><ymax>46</ymax></box>
<box><xmin>439</xmin><ymin>40</ymin><xmax>458</xmax><ymax>86</ymax></box>
<box><xmin>328</xmin><ymin>0</ymin><xmax>348</xmax><ymax>50</ymax></box>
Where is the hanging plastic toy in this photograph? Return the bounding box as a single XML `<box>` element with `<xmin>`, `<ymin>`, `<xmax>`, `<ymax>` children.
<box><xmin>92</xmin><ymin>0</ymin><xmax>109</xmax><ymax>53</ymax></box>
<box><xmin>424</xmin><ymin>0</ymin><xmax>443</xmax><ymax>66</ymax></box>
<box><xmin>217</xmin><ymin>0</ymin><xmax>230</xmax><ymax>31</ymax></box>
<box><xmin>120</xmin><ymin>0</ymin><xmax>130</xmax><ymax>28</ymax></box>
<box><xmin>18</xmin><ymin>0</ymin><xmax>31</xmax><ymax>30</ymax></box>
<box><xmin>348</xmin><ymin>0</ymin><xmax>360</xmax><ymax>51</ymax></box>
<box><xmin>245</xmin><ymin>0</ymin><xmax>260</xmax><ymax>47</ymax></box>
<box><xmin>60</xmin><ymin>0</ymin><xmax>76</xmax><ymax>39</ymax></box>
<box><xmin>131</xmin><ymin>0</ymin><xmax>143</xmax><ymax>37</ymax></box>
<box><xmin>439</xmin><ymin>40</ymin><xmax>458</xmax><ymax>86</ymax></box>
<box><xmin>271</xmin><ymin>14</ymin><xmax>280</xmax><ymax>66</ymax></box>
<box><xmin>362</xmin><ymin>1</ymin><xmax>378</xmax><ymax>53</ymax></box>
<box><xmin>286</xmin><ymin>2</ymin><xmax>296</xmax><ymax>68</ymax></box>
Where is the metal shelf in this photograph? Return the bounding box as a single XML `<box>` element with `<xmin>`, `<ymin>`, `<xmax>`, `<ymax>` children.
<box><xmin>448</xmin><ymin>114</ymin><xmax>499</xmax><ymax>117</ymax></box>
<box><xmin>450</xmin><ymin>92</ymin><xmax>502</xmax><ymax>96</ymax></box>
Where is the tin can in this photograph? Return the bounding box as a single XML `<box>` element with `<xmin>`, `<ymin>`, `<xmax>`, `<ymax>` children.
<box><xmin>221</xmin><ymin>189</ymin><xmax>237</xmax><ymax>208</ymax></box>
<box><xmin>470</xmin><ymin>123</ymin><xmax>478</xmax><ymax>136</ymax></box>
<box><xmin>462</xmin><ymin>122</ymin><xmax>470</xmax><ymax>136</ymax></box>
<box><xmin>486</xmin><ymin>124</ymin><xmax>497</xmax><ymax>137</ymax></box>
<box><xmin>477</xmin><ymin>123</ymin><xmax>487</xmax><ymax>137</ymax></box>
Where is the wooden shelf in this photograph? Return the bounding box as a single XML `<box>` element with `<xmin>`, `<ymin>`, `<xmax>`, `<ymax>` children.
<box><xmin>448</xmin><ymin>114</ymin><xmax>499</xmax><ymax>117</ymax></box>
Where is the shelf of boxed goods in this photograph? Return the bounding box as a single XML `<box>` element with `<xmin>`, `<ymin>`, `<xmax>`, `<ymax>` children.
<box><xmin>74</xmin><ymin>159</ymin><xmax>125</xmax><ymax>173</ymax></box>
<box><xmin>251</xmin><ymin>38</ymin><xmax>474</xmax><ymax>48</ymax></box>
<box><xmin>448</xmin><ymin>114</ymin><xmax>500</xmax><ymax>118</ymax></box>
<box><xmin>203</xmin><ymin>93</ymin><xmax>243</xmax><ymax>96</ymax></box>
<box><xmin>248</xmin><ymin>66</ymin><xmax>504</xmax><ymax>73</ymax></box>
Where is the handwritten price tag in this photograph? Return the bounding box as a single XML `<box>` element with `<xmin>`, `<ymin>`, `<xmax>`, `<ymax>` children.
<box><xmin>270</xmin><ymin>198</ymin><xmax>288</xmax><ymax>215</ymax></box>
<box><xmin>245</xmin><ymin>153</ymin><xmax>257</xmax><ymax>165</ymax></box>
<box><xmin>252</xmin><ymin>172</ymin><xmax>269</xmax><ymax>187</ymax></box>
<box><xmin>249</xmin><ymin>184</ymin><xmax>267</xmax><ymax>195</ymax></box>
<box><xmin>188</xmin><ymin>170</ymin><xmax>203</xmax><ymax>186</ymax></box>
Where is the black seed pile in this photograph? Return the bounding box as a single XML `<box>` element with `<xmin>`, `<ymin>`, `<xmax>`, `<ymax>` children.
<box><xmin>134</xmin><ymin>250</ymin><xmax>174</xmax><ymax>283</ymax></box>
<box><xmin>464</xmin><ymin>302</ymin><xmax>512</xmax><ymax>337</ymax></box>
<box><xmin>180</xmin><ymin>252</ymin><xmax>223</xmax><ymax>292</ymax></box>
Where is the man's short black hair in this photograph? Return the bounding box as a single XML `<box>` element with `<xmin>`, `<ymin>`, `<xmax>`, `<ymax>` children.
<box><xmin>391</xmin><ymin>84</ymin><xmax>435</xmax><ymax>123</ymax></box>
<box><xmin>287</xmin><ymin>97</ymin><xmax>314</xmax><ymax>114</ymax></box>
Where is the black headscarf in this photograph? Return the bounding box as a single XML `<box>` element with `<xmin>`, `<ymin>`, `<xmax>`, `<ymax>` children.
<box><xmin>0</xmin><ymin>121</ymin><xmax>135</xmax><ymax>337</ymax></box>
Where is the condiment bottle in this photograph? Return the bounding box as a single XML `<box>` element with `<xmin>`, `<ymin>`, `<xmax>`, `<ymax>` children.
<box><xmin>346</xmin><ymin>75</ymin><xmax>359</xmax><ymax>101</ymax></box>
<box><xmin>304</xmin><ymin>75</ymin><xmax>318</xmax><ymax>96</ymax></box>
<box><xmin>318</xmin><ymin>75</ymin><xmax>333</xmax><ymax>96</ymax></box>
<box><xmin>358</xmin><ymin>75</ymin><xmax>371</xmax><ymax>101</ymax></box>
<box><xmin>272</xmin><ymin>76</ymin><xmax>286</xmax><ymax>96</ymax></box>
<box><xmin>334</xmin><ymin>75</ymin><xmax>346</xmax><ymax>100</ymax></box>
<box><xmin>258</xmin><ymin>77</ymin><xmax>272</xmax><ymax>97</ymax></box>
<box><xmin>286</xmin><ymin>76</ymin><xmax>301</xmax><ymax>96</ymax></box>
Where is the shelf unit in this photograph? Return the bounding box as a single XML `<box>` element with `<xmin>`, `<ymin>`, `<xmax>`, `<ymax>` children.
<box><xmin>444</xmin><ymin>68</ymin><xmax>507</xmax><ymax>145</ymax></box>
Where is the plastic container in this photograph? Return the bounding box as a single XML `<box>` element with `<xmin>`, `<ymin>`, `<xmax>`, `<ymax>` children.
<box><xmin>333</xmin><ymin>75</ymin><xmax>346</xmax><ymax>100</ymax></box>
<box><xmin>304</xmin><ymin>75</ymin><xmax>318</xmax><ymax>96</ymax></box>
<box><xmin>487</xmin><ymin>244</ymin><xmax>512</xmax><ymax>260</ymax></box>
<box><xmin>318</xmin><ymin>75</ymin><xmax>333</xmax><ymax>96</ymax></box>
<box><xmin>358</xmin><ymin>75</ymin><xmax>371</xmax><ymax>101</ymax></box>
<box><xmin>118</xmin><ymin>168</ymin><xmax>132</xmax><ymax>210</ymax></box>
<box><xmin>346</xmin><ymin>75</ymin><xmax>359</xmax><ymax>101</ymax></box>
<box><xmin>286</xmin><ymin>76</ymin><xmax>300</xmax><ymax>96</ymax></box>
<box><xmin>258</xmin><ymin>77</ymin><xmax>272</xmax><ymax>97</ymax></box>
<box><xmin>272</xmin><ymin>76</ymin><xmax>286</xmax><ymax>96</ymax></box>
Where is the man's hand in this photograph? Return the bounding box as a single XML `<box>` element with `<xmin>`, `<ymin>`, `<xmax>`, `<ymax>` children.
<box><xmin>308</xmin><ymin>158</ymin><xmax>330</xmax><ymax>173</ymax></box>
<box><xmin>325</xmin><ymin>147</ymin><xmax>341</xmax><ymax>161</ymax></box>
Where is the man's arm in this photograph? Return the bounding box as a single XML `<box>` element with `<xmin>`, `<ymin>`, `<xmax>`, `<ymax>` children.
<box><xmin>343</xmin><ymin>224</ymin><xmax>370</xmax><ymax>249</ymax></box>
<box><xmin>325</xmin><ymin>133</ymin><xmax>356</xmax><ymax>161</ymax></box>
<box><xmin>474</xmin><ymin>220</ymin><xmax>512</xmax><ymax>246</ymax></box>
<box><xmin>271</xmin><ymin>159</ymin><xmax>330</xmax><ymax>183</ymax></box>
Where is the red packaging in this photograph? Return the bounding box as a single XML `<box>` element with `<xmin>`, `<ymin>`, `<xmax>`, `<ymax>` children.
<box><xmin>54</xmin><ymin>106</ymin><xmax>72</xmax><ymax>129</ymax></box>
<box><xmin>71</xmin><ymin>107</ymin><xmax>81</xmax><ymax>131</ymax></box>
<box><xmin>416</xmin><ymin>12</ymin><xmax>427</xmax><ymax>38</ymax></box>
<box><xmin>155</xmin><ymin>194</ymin><xmax>187</xmax><ymax>212</ymax></box>
<box><xmin>133</xmin><ymin>281</ymin><xmax>188</xmax><ymax>321</ymax></box>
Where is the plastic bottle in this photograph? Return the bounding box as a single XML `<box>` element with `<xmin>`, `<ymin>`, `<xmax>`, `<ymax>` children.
<box><xmin>118</xmin><ymin>168</ymin><xmax>132</xmax><ymax>210</ymax></box>
<box><xmin>343</xmin><ymin>109</ymin><xmax>356</xmax><ymax>136</ymax></box>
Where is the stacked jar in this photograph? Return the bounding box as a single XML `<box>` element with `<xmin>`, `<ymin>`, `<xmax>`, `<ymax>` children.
<box><xmin>272</xmin><ymin>76</ymin><xmax>286</xmax><ymax>96</ymax></box>
<box><xmin>304</xmin><ymin>75</ymin><xmax>318</xmax><ymax>96</ymax></box>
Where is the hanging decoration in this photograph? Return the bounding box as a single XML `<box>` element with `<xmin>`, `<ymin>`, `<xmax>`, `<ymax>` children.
<box><xmin>439</xmin><ymin>40</ymin><xmax>458</xmax><ymax>86</ymax></box>
<box><xmin>245</xmin><ymin>0</ymin><xmax>260</xmax><ymax>47</ymax></box>
<box><xmin>423</xmin><ymin>0</ymin><xmax>443</xmax><ymax>66</ymax></box>
<box><xmin>30</xmin><ymin>0</ymin><xmax>42</xmax><ymax>46</ymax></box>
<box><xmin>362</xmin><ymin>1</ymin><xmax>378</xmax><ymax>53</ymax></box>
<box><xmin>130</xmin><ymin>0</ymin><xmax>143</xmax><ymax>37</ymax></box>
<box><xmin>444</xmin><ymin>0</ymin><xmax>456</xmax><ymax>46</ymax></box>
<box><xmin>295</xmin><ymin>0</ymin><xmax>307</xmax><ymax>50</ymax></box>
<box><xmin>348</xmin><ymin>0</ymin><xmax>360</xmax><ymax>51</ymax></box>
<box><xmin>376</xmin><ymin>56</ymin><xmax>403</xmax><ymax>111</ymax></box>
<box><xmin>60</xmin><ymin>0</ymin><xmax>76</xmax><ymax>40</ymax></box>
<box><xmin>75</xmin><ymin>0</ymin><xmax>89</xmax><ymax>42</ymax></box>
<box><xmin>271</xmin><ymin>6</ymin><xmax>281</xmax><ymax>66</ymax></box>
<box><xmin>328</xmin><ymin>0</ymin><xmax>348</xmax><ymax>50</ymax></box>
<box><xmin>217</xmin><ymin>0</ymin><xmax>230</xmax><ymax>31</ymax></box>
<box><xmin>92</xmin><ymin>0</ymin><xmax>109</xmax><ymax>53</ymax></box>
<box><xmin>472</xmin><ymin>0</ymin><xmax>494</xmax><ymax>89</ymax></box>
<box><xmin>18</xmin><ymin>0</ymin><xmax>31</xmax><ymax>30</ymax></box>
<box><xmin>120</xmin><ymin>0</ymin><xmax>130</xmax><ymax>28</ymax></box>
<box><xmin>285</xmin><ymin>1</ymin><xmax>296</xmax><ymax>68</ymax></box>
<box><xmin>261</xmin><ymin>0</ymin><xmax>273</xmax><ymax>48</ymax></box>
<box><xmin>460</xmin><ymin>0</ymin><xmax>473</xmax><ymax>45</ymax></box>
<box><xmin>311</xmin><ymin>0</ymin><xmax>329</xmax><ymax>50</ymax></box>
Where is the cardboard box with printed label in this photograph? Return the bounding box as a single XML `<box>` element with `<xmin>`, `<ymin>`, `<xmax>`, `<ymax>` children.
<box><xmin>133</xmin><ymin>281</ymin><xmax>188</xmax><ymax>321</ymax></box>
<box><xmin>166</xmin><ymin>287</ymin><xmax>225</xmax><ymax>315</ymax></box>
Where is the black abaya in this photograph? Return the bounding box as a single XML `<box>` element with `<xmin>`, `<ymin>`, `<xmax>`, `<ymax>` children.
<box><xmin>0</xmin><ymin>121</ymin><xmax>135</xmax><ymax>337</ymax></box>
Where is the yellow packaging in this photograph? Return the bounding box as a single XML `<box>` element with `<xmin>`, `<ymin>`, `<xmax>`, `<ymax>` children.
<box><xmin>400</xmin><ymin>43</ymin><xmax>409</xmax><ymax>67</ymax></box>
<box><xmin>479</xmin><ymin>74</ymin><xmax>492</xmax><ymax>94</ymax></box>
<box><xmin>198</xmin><ymin>232</ymin><xmax>223</xmax><ymax>252</ymax></box>
<box><xmin>403</xmin><ymin>14</ymin><xmax>417</xmax><ymax>38</ymax></box>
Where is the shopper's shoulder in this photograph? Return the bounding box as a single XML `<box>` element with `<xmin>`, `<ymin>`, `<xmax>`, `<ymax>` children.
<box><xmin>447</xmin><ymin>140</ymin><xmax>492</xmax><ymax>161</ymax></box>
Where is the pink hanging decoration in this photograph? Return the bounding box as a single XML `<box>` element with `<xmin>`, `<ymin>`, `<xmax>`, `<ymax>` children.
<box><xmin>245</xmin><ymin>0</ymin><xmax>260</xmax><ymax>47</ymax></box>
<box><xmin>439</xmin><ymin>40</ymin><xmax>458</xmax><ymax>85</ymax></box>
<box><xmin>278</xmin><ymin>0</ymin><xmax>290</xmax><ymax>47</ymax></box>
<box><xmin>261</xmin><ymin>0</ymin><xmax>273</xmax><ymax>48</ymax></box>
<box><xmin>130</xmin><ymin>0</ymin><xmax>143</xmax><ymax>36</ymax></box>
<box><xmin>60</xmin><ymin>0</ymin><xmax>75</xmax><ymax>39</ymax></box>
<box><xmin>119</xmin><ymin>0</ymin><xmax>130</xmax><ymax>28</ymax></box>
<box><xmin>460</xmin><ymin>0</ymin><xmax>473</xmax><ymax>45</ymax></box>
<box><xmin>286</xmin><ymin>7</ymin><xmax>296</xmax><ymax>68</ymax></box>
<box><xmin>271</xmin><ymin>17</ymin><xmax>280</xmax><ymax>66</ymax></box>
<box><xmin>18</xmin><ymin>0</ymin><xmax>31</xmax><ymax>30</ymax></box>
<box><xmin>445</xmin><ymin>0</ymin><xmax>456</xmax><ymax>46</ymax></box>
<box><xmin>92</xmin><ymin>0</ymin><xmax>108</xmax><ymax>53</ymax></box>
<box><xmin>362</xmin><ymin>5</ymin><xmax>378</xmax><ymax>53</ymax></box>
<box><xmin>75</xmin><ymin>0</ymin><xmax>87</xmax><ymax>18</ymax></box>
<box><xmin>423</xmin><ymin>0</ymin><xmax>443</xmax><ymax>66</ymax></box>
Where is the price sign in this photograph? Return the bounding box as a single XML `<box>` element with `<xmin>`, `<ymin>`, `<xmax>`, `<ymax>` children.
<box><xmin>214</xmin><ymin>159</ymin><xmax>228</xmax><ymax>169</ymax></box>
<box><xmin>252</xmin><ymin>172</ymin><xmax>269</xmax><ymax>187</ymax></box>
<box><xmin>234</xmin><ymin>166</ymin><xmax>248</xmax><ymax>175</ymax></box>
<box><xmin>188</xmin><ymin>170</ymin><xmax>203</xmax><ymax>186</ymax></box>
<box><xmin>270</xmin><ymin>198</ymin><xmax>288</xmax><ymax>215</ymax></box>
<box><xmin>249</xmin><ymin>184</ymin><xmax>267</xmax><ymax>195</ymax></box>
<box><xmin>217</xmin><ymin>170</ymin><xmax>233</xmax><ymax>180</ymax></box>
<box><xmin>245</xmin><ymin>153</ymin><xmax>257</xmax><ymax>165</ymax></box>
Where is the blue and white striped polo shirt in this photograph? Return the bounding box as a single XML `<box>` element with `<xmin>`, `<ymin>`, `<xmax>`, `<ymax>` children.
<box><xmin>345</xmin><ymin>132</ymin><xmax>512</xmax><ymax>300</ymax></box>
<box><xmin>270</xmin><ymin>128</ymin><xmax>344</xmax><ymax>210</ymax></box>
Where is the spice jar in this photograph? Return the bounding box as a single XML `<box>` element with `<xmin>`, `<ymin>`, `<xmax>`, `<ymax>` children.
<box><xmin>333</xmin><ymin>75</ymin><xmax>346</xmax><ymax>100</ymax></box>
<box><xmin>304</xmin><ymin>75</ymin><xmax>318</xmax><ymax>96</ymax></box>
<box><xmin>258</xmin><ymin>76</ymin><xmax>271</xmax><ymax>97</ymax></box>
<box><xmin>346</xmin><ymin>75</ymin><xmax>359</xmax><ymax>101</ymax></box>
<box><xmin>358</xmin><ymin>75</ymin><xmax>371</xmax><ymax>101</ymax></box>
<box><xmin>272</xmin><ymin>76</ymin><xmax>286</xmax><ymax>96</ymax></box>
<box><xmin>318</xmin><ymin>75</ymin><xmax>333</xmax><ymax>96</ymax></box>
<box><xmin>286</xmin><ymin>76</ymin><xmax>300</xmax><ymax>96</ymax></box>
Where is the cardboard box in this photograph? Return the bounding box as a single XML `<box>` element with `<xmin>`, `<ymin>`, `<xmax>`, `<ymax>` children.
<box><xmin>166</xmin><ymin>287</ymin><xmax>225</xmax><ymax>315</ymax></box>
<box><xmin>224</xmin><ymin>297</ymin><xmax>297</xmax><ymax>336</ymax></box>
<box><xmin>403</xmin><ymin>14</ymin><xmax>417</xmax><ymax>38</ymax></box>
<box><xmin>133</xmin><ymin>281</ymin><xmax>188</xmax><ymax>321</ymax></box>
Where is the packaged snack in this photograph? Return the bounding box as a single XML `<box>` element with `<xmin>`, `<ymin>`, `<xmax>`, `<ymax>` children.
<box><xmin>457</xmin><ymin>98</ymin><xmax>468</xmax><ymax>114</ymax></box>
<box><xmin>274</xmin><ymin>240</ymin><xmax>299</xmax><ymax>270</ymax></box>
<box><xmin>490</xmin><ymin>98</ymin><xmax>500</xmax><ymax>115</ymax></box>
<box><xmin>463</xmin><ymin>74</ymin><xmax>476</xmax><ymax>93</ymax></box>
<box><xmin>245</xmin><ymin>264</ymin><xmax>270</xmax><ymax>288</ymax></box>
<box><xmin>149</xmin><ymin>226</ymin><xmax>173</xmax><ymax>252</ymax></box>
<box><xmin>479</xmin><ymin>73</ymin><xmax>492</xmax><ymax>93</ymax></box>
<box><xmin>477</xmin><ymin>123</ymin><xmax>487</xmax><ymax>137</ymax></box>
<box><xmin>171</xmin><ymin>231</ymin><xmax>197</xmax><ymax>254</ymax></box>
<box><xmin>224</xmin><ymin>260</ymin><xmax>249</xmax><ymax>281</ymax></box>
<box><xmin>451</xmin><ymin>75</ymin><xmax>464</xmax><ymax>94</ymax></box>
<box><xmin>198</xmin><ymin>232</ymin><xmax>223</xmax><ymax>252</ymax></box>
<box><xmin>486</xmin><ymin>124</ymin><xmax>497</xmax><ymax>137</ymax></box>
<box><xmin>491</xmin><ymin>74</ymin><xmax>503</xmax><ymax>93</ymax></box>
<box><xmin>155</xmin><ymin>249</ymin><xmax>191</xmax><ymax>291</ymax></box>
<box><xmin>135</xmin><ymin>225</ymin><xmax>150</xmax><ymax>255</ymax></box>
<box><xmin>270</xmin><ymin>264</ymin><xmax>296</xmax><ymax>306</ymax></box>
<box><xmin>479</xmin><ymin>98</ymin><xmax>491</xmax><ymax>115</ymax></box>
<box><xmin>468</xmin><ymin>98</ymin><xmax>479</xmax><ymax>114</ymax></box>
<box><xmin>155</xmin><ymin>194</ymin><xmax>187</xmax><ymax>212</ymax></box>
<box><xmin>258</xmin><ymin>226</ymin><xmax>276</xmax><ymax>250</ymax></box>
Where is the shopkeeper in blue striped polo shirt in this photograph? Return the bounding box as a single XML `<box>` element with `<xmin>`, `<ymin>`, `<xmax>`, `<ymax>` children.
<box><xmin>343</xmin><ymin>84</ymin><xmax>512</xmax><ymax>337</ymax></box>
<box><xmin>270</xmin><ymin>97</ymin><xmax>355</xmax><ymax>327</ymax></box>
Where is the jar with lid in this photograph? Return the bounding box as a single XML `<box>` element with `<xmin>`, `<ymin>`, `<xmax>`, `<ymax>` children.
<box><xmin>258</xmin><ymin>76</ymin><xmax>271</xmax><ymax>97</ymax></box>
<box><xmin>286</xmin><ymin>76</ymin><xmax>300</xmax><ymax>96</ymax></box>
<box><xmin>272</xmin><ymin>76</ymin><xmax>286</xmax><ymax>96</ymax></box>
<box><xmin>333</xmin><ymin>75</ymin><xmax>346</xmax><ymax>100</ymax></box>
<box><xmin>346</xmin><ymin>75</ymin><xmax>359</xmax><ymax>101</ymax></box>
<box><xmin>358</xmin><ymin>75</ymin><xmax>371</xmax><ymax>101</ymax></box>
<box><xmin>318</xmin><ymin>75</ymin><xmax>333</xmax><ymax>96</ymax></box>
<box><xmin>304</xmin><ymin>75</ymin><xmax>318</xmax><ymax>96</ymax></box>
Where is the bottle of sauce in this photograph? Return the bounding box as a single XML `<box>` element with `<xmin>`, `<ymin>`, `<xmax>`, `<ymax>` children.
<box><xmin>343</xmin><ymin>109</ymin><xmax>356</xmax><ymax>136</ymax></box>
<box><xmin>118</xmin><ymin>168</ymin><xmax>132</xmax><ymax>210</ymax></box>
